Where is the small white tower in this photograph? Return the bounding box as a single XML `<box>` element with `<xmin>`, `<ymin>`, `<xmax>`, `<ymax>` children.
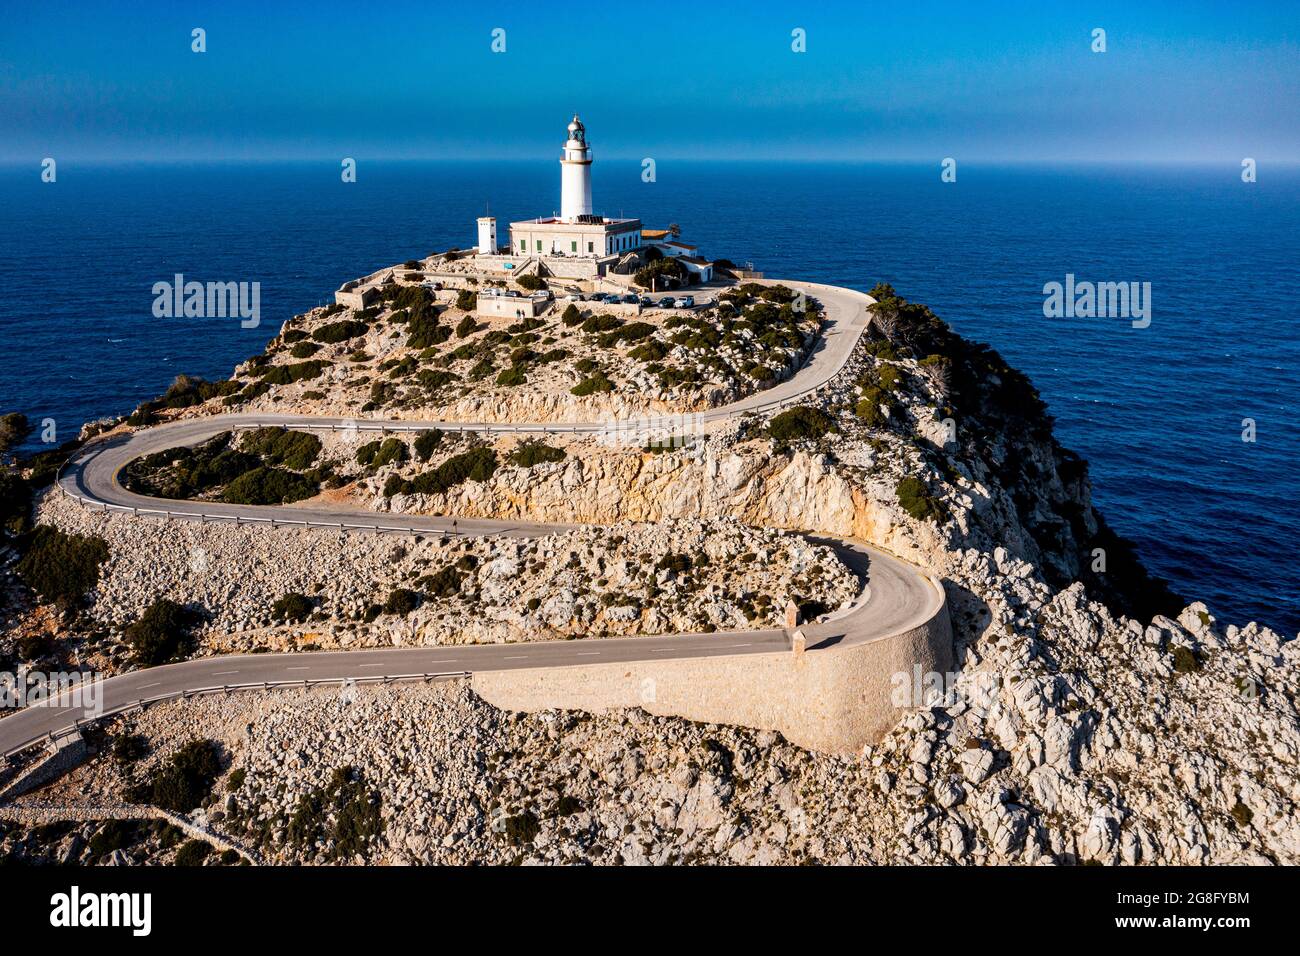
<box><xmin>476</xmin><ymin>216</ymin><xmax>497</xmax><ymax>255</ymax></box>
<box><xmin>560</xmin><ymin>114</ymin><xmax>593</xmax><ymax>222</ymax></box>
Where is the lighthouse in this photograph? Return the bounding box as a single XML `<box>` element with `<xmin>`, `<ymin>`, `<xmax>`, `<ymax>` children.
<box><xmin>559</xmin><ymin>114</ymin><xmax>593</xmax><ymax>222</ymax></box>
<box><xmin>504</xmin><ymin>115</ymin><xmax>646</xmax><ymax>262</ymax></box>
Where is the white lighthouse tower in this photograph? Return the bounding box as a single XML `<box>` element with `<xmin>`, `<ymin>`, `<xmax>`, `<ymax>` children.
<box><xmin>559</xmin><ymin>114</ymin><xmax>593</xmax><ymax>222</ymax></box>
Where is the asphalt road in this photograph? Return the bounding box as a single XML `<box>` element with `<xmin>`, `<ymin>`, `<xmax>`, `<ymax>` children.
<box><xmin>1</xmin><ymin>280</ymin><xmax>945</xmax><ymax>757</ymax></box>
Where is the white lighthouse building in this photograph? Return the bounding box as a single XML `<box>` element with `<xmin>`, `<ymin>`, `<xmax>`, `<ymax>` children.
<box><xmin>507</xmin><ymin>115</ymin><xmax>642</xmax><ymax>260</ymax></box>
<box><xmin>559</xmin><ymin>115</ymin><xmax>593</xmax><ymax>221</ymax></box>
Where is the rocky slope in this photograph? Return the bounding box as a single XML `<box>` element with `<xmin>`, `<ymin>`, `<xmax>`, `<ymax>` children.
<box><xmin>2</xmin><ymin>279</ymin><xmax>1295</xmax><ymax>866</ymax></box>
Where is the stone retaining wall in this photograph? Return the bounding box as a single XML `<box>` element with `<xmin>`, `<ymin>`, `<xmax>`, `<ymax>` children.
<box><xmin>474</xmin><ymin>594</ymin><xmax>952</xmax><ymax>755</ymax></box>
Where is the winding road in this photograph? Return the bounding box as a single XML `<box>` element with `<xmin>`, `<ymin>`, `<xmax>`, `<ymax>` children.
<box><xmin>1</xmin><ymin>280</ymin><xmax>946</xmax><ymax>758</ymax></box>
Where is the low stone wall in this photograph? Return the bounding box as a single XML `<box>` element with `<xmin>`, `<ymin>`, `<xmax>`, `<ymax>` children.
<box><xmin>0</xmin><ymin>733</ymin><xmax>88</xmax><ymax>803</ymax></box>
<box><xmin>473</xmin><ymin>594</ymin><xmax>952</xmax><ymax>756</ymax></box>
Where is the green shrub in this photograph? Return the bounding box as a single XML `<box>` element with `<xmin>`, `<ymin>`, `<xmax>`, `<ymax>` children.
<box><xmin>312</xmin><ymin>320</ymin><xmax>369</xmax><ymax>343</ymax></box>
<box><xmin>174</xmin><ymin>840</ymin><xmax>213</xmax><ymax>866</ymax></box>
<box><xmin>271</xmin><ymin>592</ymin><xmax>314</xmax><ymax>623</ymax></box>
<box><xmin>515</xmin><ymin>274</ymin><xmax>545</xmax><ymax>291</ymax></box>
<box><xmin>240</xmin><ymin>427</ymin><xmax>321</xmax><ymax>471</ymax></box>
<box><xmin>502</xmin><ymin>811</ymin><xmax>540</xmax><ymax>846</ymax></box>
<box><xmin>357</xmin><ymin>437</ymin><xmax>408</xmax><ymax>469</ymax></box>
<box><xmin>389</xmin><ymin>285</ymin><xmax>432</xmax><ymax>311</ymax></box>
<box><xmin>561</xmin><ymin>303</ymin><xmax>581</xmax><ymax>326</ymax></box>
<box><xmin>89</xmin><ymin>820</ymin><xmax>137</xmax><ymax>860</ymax></box>
<box><xmin>112</xmin><ymin>734</ymin><xmax>148</xmax><ymax>765</ymax></box>
<box><xmin>1230</xmin><ymin>801</ymin><xmax>1253</xmax><ymax>828</ymax></box>
<box><xmin>767</xmin><ymin>406</ymin><xmax>836</xmax><ymax>442</ymax></box>
<box><xmin>413</xmin><ymin>429</ymin><xmax>444</xmax><ymax>462</ymax></box>
<box><xmin>509</xmin><ymin>441</ymin><xmax>566</xmax><ymax>468</ymax></box>
<box><xmin>407</xmin><ymin>310</ymin><xmax>450</xmax><ymax>349</ymax></box>
<box><xmin>629</xmin><ymin>340</ymin><xmax>669</xmax><ymax>362</ymax></box>
<box><xmin>388</xmin><ymin>447</ymin><xmax>497</xmax><ymax>497</ymax></box>
<box><xmin>455</xmin><ymin>315</ymin><xmax>477</xmax><ymax>338</ymax></box>
<box><xmin>126</xmin><ymin>598</ymin><xmax>201</xmax><ymax>667</ymax></box>
<box><xmin>455</xmin><ymin>290</ymin><xmax>476</xmax><ymax>311</ymax></box>
<box><xmin>496</xmin><ymin>366</ymin><xmax>527</xmax><ymax>387</ymax></box>
<box><xmin>581</xmin><ymin>314</ymin><xmax>622</xmax><ymax>334</ymax></box>
<box><xmin>1172</xmin><ymin>646</ymin><xmax>1202</xmax><ymax>674</ymax></box>
<box><xmin>417</xmin><ymin>369</ymin><xmax>458</xmax><ymax>391</ymax></box>
<box><xmin>287</xmin><ymin>766</ymin><xmax>384</xmax><ymax>862</ymax></box>
<box><xmin>598</xmin><ymin>321</ymin><xmax>655</xmax><ymax>347</ymax></box>
<box><xmin>382</xmin><ymin>588</ymin><xmax>420</xmax><ymax>616</ymax></box>
<box><xmin>417</xmin><ymin>565</ymin><xmax>464</xmax><ymax>598</ymax></box>
<box><xmin>260</xmin><ymin>360</ymin><xmax>330</xmax><ymax>385</ymax></box>
<box><xmin>895</xmin><ymin>477</ymin><xmax>944</xmax><ymax>523</ymax></box>
<box><xmin>0</xmin><ymin>412</ymin><xmax>32</xmax><ymax>452</ymax></box>
<box><xmin>134</xmin><ymin>739</ymin><xmax>222</xmax><ymax>813</ymax></box>
<box><xmin>220</xmin><ymin>467</ymin><xmax>317</xmax><ymax>505</ymax></box>
<box><xmin>571</xmin><ymin>372</ymin><xmax>614</xmax><ymax>396</ymax></box>
<box><xmin>290</xmin><ymin>341</ymin><xmax>320</xmax><ymax>359</ymax></box>
<box><xmin>15</xmin><ymin>526</ymin><xmax>109</xmax><ymax>605</ymax></box>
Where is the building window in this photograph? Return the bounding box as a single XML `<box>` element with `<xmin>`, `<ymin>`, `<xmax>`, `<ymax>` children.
<box><xmin>571</xmin><ymin>241</ymin><xmax>577</xmax><ymax>252</ymax></box>
<box><xmin>536</xmin><ymin>240</ymin><xmax>542</xmax><ymax>251</ymax></box>
<box><xmin>587</xmin><ymin>242</ymin><xmax>593</xmax><ymax>253</ymax></box>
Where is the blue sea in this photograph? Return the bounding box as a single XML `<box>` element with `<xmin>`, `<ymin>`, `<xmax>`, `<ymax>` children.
<box><xmin>0</xmin><ymin>161</ymin><xmax>1295</xmax><ymax>633</ymax></box>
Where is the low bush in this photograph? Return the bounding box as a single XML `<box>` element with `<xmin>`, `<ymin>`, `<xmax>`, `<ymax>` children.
<box><xmin>413</xmin><ymin>429</ymin><xmax>444</xmax><ymax>461</ymax></box>
<box><xmin>382</xmin><ymin>588</ymin><xmax>420</xmax><ymax>616</ymax></box>
<box><xmin>417</xmin><ymin>565</ymin><xmax>464</xmax><ymax>598</ymax></box>
<box><xmin>356</xmin><ymin>437</ymin><xmax>408</xmax><ymax>468</ymax></box>
<box><xmin>387</xmin><ymin>447</ymin><xmax>497</xmax><ymax>497</ymax></box>
<box><xmin>126</xmin><ymin>598</ymin><xmax>201</xmax><ymax>667</ymax></box>
<box><xmin>260</xmin><ymin>360</ymin><xmax>330</xmax><ymax>385</ymax></box>
<box><xmin>581</xmin><ymin>314</ymin><xmax>622</xmax><ymax>334</ymax></box>
<box><xmin>496</xmin><ymin>366</ymin><xmax>527</xmax><ymax>387</ymax></box>
<box><xmin>15</xmin><ymin>526</ymin><xmax>109</xmax><ymax>605</ymax></box>
<box><xmin>240</xmin><ymin>427</ymin><xmax>321</xmax><ymax>471</ymax></box>
<box><xmin>509</xmin><ymin>440</ymin><xmax>566</xmax><ymax>468</ymax></box>
<box><xmin>407</xmin><ymin>310</ymin><xmax>450</xmax><ymax>349</ymax></box>
<box><xmin>312</xmin><ymin>320</ymin><xmax>368</xmax><ymax>344</ymax></box>
<box><xmin>571</xmin><ymin>372</ymin><xmax>614</xmax><ymax>396</ymax></box>
<box><xmin>271</xmin><ymin>592</ymin><xmax>314</xmax><ymax>623</ymax></box>
<box><xmin>767</xmin><ymin>406</ymin><xmax>836</xmax><ymax>442</ymax></box>
<box><xmin>174</xmin><ymin>840</ymin><xmax>213</xmax><ymax>866</ymax></box>
<box><xmin>133</xmin><ymin>739</ymin><xmax>222</xmax><ymax>813</ymax></box>
<box><xmin>455</xmin><ymin>290</ymin><xmax>476</xmax><ymax>311</ymax></box>
<box><xmin>895</xmin><ymin>476</ymin><xmax>944</xmax><ymax>523</ymax></box>
<box><xmin>220</xmin><ymin>466</ymin><xmax>317</xmax><ymax>505</ymax></box>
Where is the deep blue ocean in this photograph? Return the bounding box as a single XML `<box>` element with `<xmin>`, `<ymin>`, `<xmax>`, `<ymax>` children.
<box><xmin>0</xmin><ymin>161</ymin><xmax>1295</xmax><ymax>633</ymax></box>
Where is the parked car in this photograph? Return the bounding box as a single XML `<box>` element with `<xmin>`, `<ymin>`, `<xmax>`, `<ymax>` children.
<box><xmin>621</xmin><ymin>294</ymin><xmax>639</xmax><ymax>304</ymax></box>
<box><xmin>658</xmin><ymin>296</ymin><xmax>677</xmax><ymax>308</ymax></box>
<box><xmin>639</xmin><ymin>296</ymin><xmax>656</xmax><ymax>306</ymax></box>
<box><xmin>675</xmin><ymin>295</ymin><xmax>695</xmax><ymax>308</ymax></box>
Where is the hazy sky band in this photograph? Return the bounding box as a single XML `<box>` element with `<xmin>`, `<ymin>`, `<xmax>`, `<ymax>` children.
<box><xmin>2</xmin><ymin>0</ymin><xmax>1297</xmax><ymax>162</ymax></box>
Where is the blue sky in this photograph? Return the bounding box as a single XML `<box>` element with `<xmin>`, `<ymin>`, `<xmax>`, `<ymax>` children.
<box><xmin>2</xmin><ymin>0</ymin><xmax>1297</xmax><ymax>162</ymax></box>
